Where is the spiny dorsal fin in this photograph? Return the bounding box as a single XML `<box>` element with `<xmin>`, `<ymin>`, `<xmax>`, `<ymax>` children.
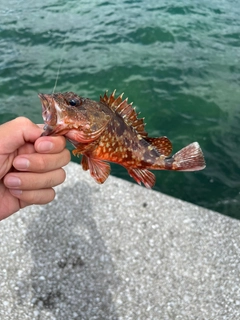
<box><xmin>100</xmin><ymin>90</ymin><xmax>148</xmax><ymax>137</ymax></box>
<box><xmin>145</xmin><ymin>136</ymin><xmax>173</xmax><ymax>156</ymax></box>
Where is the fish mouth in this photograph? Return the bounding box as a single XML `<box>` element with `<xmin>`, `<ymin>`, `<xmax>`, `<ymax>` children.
<box><xmin>38</xmin><ymin>93</ymin><xmax>58</xmax><ymax>126</ymax></box>
<box><xmin>38</xmin><ymin>92</ymin><xmax>93</xmax><ymax>138</ymax></box>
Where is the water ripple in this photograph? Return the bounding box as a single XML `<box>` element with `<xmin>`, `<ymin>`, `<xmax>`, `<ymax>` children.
<box><xmin>1</xmin><ymin>0</ymin><xmax>240</xmax><ymax>218</ymax></box>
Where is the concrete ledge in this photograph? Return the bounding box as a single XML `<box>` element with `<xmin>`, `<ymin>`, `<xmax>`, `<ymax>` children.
<box><xmin>0</xmin><ymin>161</ymin><xmax>239</xmax><ymax>319</ymax></box>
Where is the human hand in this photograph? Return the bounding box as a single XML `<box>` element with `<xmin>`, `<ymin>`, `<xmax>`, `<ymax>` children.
<box><xmin>0</xmin><ymin>117</ymin><xmax>71</xmax><ymax>220</ymax></box>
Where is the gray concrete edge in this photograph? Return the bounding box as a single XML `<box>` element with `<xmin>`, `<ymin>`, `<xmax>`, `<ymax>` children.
<box><xmin>0</xmin><ymin>161</ymin><xmax>239</xmax><ymax>319</ymax></box>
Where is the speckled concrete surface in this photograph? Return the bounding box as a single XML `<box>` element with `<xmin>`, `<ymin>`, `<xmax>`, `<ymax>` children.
<box><xmin>0</xmin><ymin>162</ymin><xmax>240</xmax><ymax>320</ymax></box>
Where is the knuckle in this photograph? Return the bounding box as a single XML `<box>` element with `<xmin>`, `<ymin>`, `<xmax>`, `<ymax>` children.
<box><xmin>37</xmin><ymin>156</ymin><xmax>49</xmax><ymax>171</ymax></box>
<box><xmin>56</xmin><ymin>169</ymin><xmax>66</xmax><ymax>185</ymax></box>
<box><xmin>58</xmin><ymin>136</ymin><xmax>67</xmax><ymax>148</ymax></box>
<box><xmin>23</xmin><ymin>190</ymin><xmax>37</xmax><ymax>204</ymax></box>
<box><xmin>63</xmin><ymin>149</ymin><xmax>71</xmax><ymax>165</ymax></box>
<box><xmin>43</xmin><ymin>169</ymin><xmax>65</xmax><ymax>188</ymax></box>
<box><xmin>62</xmin><ymin>169</ymin><xmax>67</xmax><ymax>182</ymax></box>
<box><xmin>52</xmin><ymin>169</ymin><xmax>66</xmax><ymax>186</ymax></box>
<box><xmin>24</xmin><ymin>188</ymin><xmax>55</xmax><ymax>205</ymax></box>
<box><xmin>42</xmin><ymin>189</ymin><xmax>55</xmax><ymax>203</ymax></box>
<box><xmin>44</xmin><ymin>177</ymin><xmax>54</xmax><ymax>188</ymax></box>
<box><xmin>16</xmin><ymin>116</ymin><xmax>32</xmax><ymax>127</ymax></box>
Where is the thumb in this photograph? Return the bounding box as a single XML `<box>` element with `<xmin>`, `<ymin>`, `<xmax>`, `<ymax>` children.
<box><xmin>0</xmin><ymin>117</ymin><xmax>43</xmax><ymax>154</ymax></box>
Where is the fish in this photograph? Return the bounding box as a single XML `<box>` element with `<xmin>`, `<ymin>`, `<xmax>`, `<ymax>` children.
<box><xmin>38</xmin><ymin>90</ymin><xmax>206</xmax><ymax>188</ymax></box>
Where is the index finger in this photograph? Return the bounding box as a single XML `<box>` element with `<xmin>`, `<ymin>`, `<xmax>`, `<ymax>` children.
<box><xmin>0</xmin><ymin>117</ymin><xmax>42</xmax><ymax>154</ymax></box>
<box><xmin>37</xmin><ymin>124</ymin><xmax>45</xmax><ymax>130</ymax></box>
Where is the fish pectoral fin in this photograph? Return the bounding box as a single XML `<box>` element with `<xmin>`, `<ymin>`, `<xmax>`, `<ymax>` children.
<box><xmin>81</xmin><ymin>155</ymin><xmax>89</xmax><ymax>171</ymax></box>
<box><xmin>72</xmin><ymin>141</ymin><xmax>97</xmax><ymax>157</ymax></box>
<box><xmin>81</xmin><ymin>155</ymin><xmax>111</xmax><ymax>184</ymax></box>
<box><xmin>145</xmin><ymin>136</ymin><xmax>173</xmax><ymax>156</ymax></box>
<box><xmin>127</xmin><ymin>168</ymin><xmax>156</xmax><ymax>189</ymax></box>
<box><xmin>73</xmin><ymin>147</ymin><xmax>84</xmax><ymax>157</ymax></box>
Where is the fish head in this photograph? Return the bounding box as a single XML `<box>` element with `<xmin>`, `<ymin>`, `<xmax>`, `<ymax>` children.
<box><xmin>38</xmin><ymin>92</ymin><xmax>90</xmax><ymax>134</ymax></box>
<box><xmin>38</xmin><ymin>92</ymin><xmax>110</xmax><ymax>143</ymax></box>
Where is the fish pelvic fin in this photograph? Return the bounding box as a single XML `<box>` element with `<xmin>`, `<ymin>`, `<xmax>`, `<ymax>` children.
<box><xmin>163</xmin><ymin>142</ymin><xmax>206</xmax><ymax>171</ymax></box>
<box><xmin>127</xmin><ymin>168</ymin><xmax>156</xmax><ymax>189</ymax></box>
<box><xmin>81</xmin><ymin>155</ymin><xmax>111</xmax><ymax>184</ymax></box>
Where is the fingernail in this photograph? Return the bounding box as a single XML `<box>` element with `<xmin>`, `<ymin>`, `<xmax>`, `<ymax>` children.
<box><xmin>14</xmin><ymin>158</ymin><xmax>30</xmax><ymax>169</ymax></box>
<box><xmin>9</xmin><ymin>189</ymin><xmax>22</xmax><ymax>195</ymax></box>
<box><xmin>37</xmin><ymin>141</ymin><xmax>54</xmax><ymax>152</ymax></box>
<box><xmin>5</xmin><ymin>176</ymin><xmax>21</xmax><ymax>187</ymax></box>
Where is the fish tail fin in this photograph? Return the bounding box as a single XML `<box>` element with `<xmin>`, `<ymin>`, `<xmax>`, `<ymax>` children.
<box><xmin>164</xmin><ymin>142</ymin><xmax>206</xmax><ymax>171</ymax></box>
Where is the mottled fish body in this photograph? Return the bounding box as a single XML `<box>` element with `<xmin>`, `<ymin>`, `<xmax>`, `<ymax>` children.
<box><xmin>39</xmin><ymin>90</ymin><xmax>205</xmax><ymax>188</ymax></box>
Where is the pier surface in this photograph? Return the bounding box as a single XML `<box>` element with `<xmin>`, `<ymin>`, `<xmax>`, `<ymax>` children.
<box><xmin>0</xmin><ymin>162</ymin><xmax>239</xmax><ymax>319</ymax></box>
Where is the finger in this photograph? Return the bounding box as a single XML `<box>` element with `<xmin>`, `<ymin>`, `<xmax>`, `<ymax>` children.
<box><xmin>4</xmin><ymin>168</ymin><xmax>66</xmax><ymax>190</ymax></box>
<box><xmin>0</xmin><ymin>117</ymin><xmax>43</xmax><ymax>153</ymax></box>
<box><xmin>17</xmin><ymin>143</ymin><xmax>36</xmax><ymax>155</ymax></box>
<box><xmin>9</xmin><ymin>188</ymin><xmax>56</xmax><ymax>205</ymax></box>
<box><xmin>34</xmin><ymin>136</ymin><xmax>67</xmax><ymax>154</ymax></box>
<box><xmin>37</xmin><ymin>124</ymin><xmax>45</xmax><ymax>129</ymax></box>
<box><xmin>13</xmin><ymin>148</ymin><xmax>71</xmax><ymax>172</ymax></box>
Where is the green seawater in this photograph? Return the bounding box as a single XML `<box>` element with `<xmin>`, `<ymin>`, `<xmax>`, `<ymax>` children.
<box><xmin>1</xmin><ymin>0</ymin><xmax>240</xmax><ymax>218</ymax></box>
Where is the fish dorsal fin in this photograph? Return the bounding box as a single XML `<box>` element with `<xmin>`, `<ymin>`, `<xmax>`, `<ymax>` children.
<box><xmin>145</xmin><ymin>136</ymin><xmax>173</xmax><ymax>156</ymax></box>
<box><xmin>100</xmin><ymin>90</ymin><xmax>148</xmax><ymax>138</ymax></box>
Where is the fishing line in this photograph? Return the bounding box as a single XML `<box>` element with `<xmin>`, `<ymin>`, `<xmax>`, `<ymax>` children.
<box><xmin>52</xmin><ymin>32</ymin><xmax>68</xmax><ymax>94</ymax></box>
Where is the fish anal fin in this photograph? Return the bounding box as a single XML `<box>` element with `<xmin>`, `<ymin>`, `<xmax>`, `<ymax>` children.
<box><xmin>81</xmin><ymin>155</ymin><xmax>111</xmax><ymax>184</ymax></box>
<box><xmin>99</xmin><ymin>90</ymin><xmax>148</xmax><ymax>138</ymax></box>
<box><xmin>127</xmin><ymin>168</ymin><xmax>156</xmax><ymax>189</ymax></box>
<box><xmin>145</xmin><ymin>136</ymin><xmax>173</xmax><ymax>156</ymax></box>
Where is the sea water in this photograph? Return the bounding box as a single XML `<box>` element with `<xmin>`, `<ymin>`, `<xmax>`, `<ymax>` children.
<box><xmin>1</xmin><ymin>0</ymin><xmax>240</xmax><ymax>218</ymax></box>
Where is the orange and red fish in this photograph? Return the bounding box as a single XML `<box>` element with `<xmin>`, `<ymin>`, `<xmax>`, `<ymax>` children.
<box><xmin>39</xmin><ymin>90</ymin><xmax>205</xmax><ymax>188</ymax></box>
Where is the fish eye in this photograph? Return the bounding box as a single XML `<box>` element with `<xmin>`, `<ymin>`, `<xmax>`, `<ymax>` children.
<box><xmin>69</xmin><ymin>99</ymin><xmax>77</xmax><ymax>106</ymax></box>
